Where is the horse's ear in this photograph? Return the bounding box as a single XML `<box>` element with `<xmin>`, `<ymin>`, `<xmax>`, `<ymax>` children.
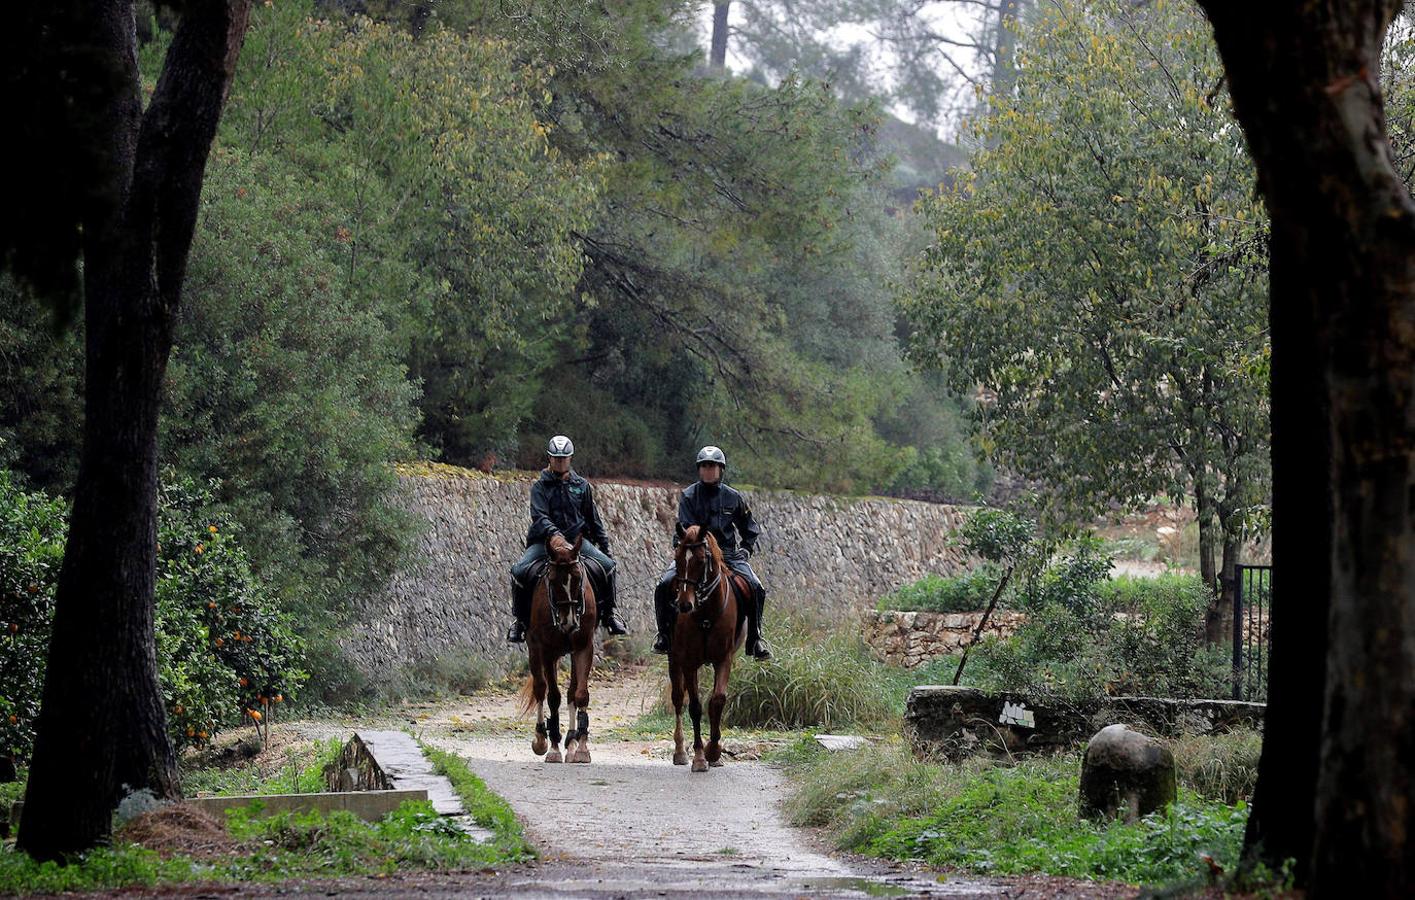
<box><xmin>572</xmin><ymin>533</ymin><xmax>583</xmax><ymax>555</ymax></box>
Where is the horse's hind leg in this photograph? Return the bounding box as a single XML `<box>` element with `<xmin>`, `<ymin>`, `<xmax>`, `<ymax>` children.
<box><xmin>688</xmin><ymin>669</ymin><xmax>708</xmax><ymax>773</ymax></box>
<box><xmin>544</xmin><ymin>656</ymin><xmax>564</xmax><ymax>764</ymax></box>
<box><xmin>705</xmin><ymin>658</ymin><xmax>732</xmax><ymax>767</ymax></box>
<box><xmin>568</xmin><ymin>642</ymin><xmax>593</xmax><ymax>763</ymax></box>
<box><xmin>669</xmin><ymin>660</ymin><xmax>688</xmax><ymax>766</ymax></box>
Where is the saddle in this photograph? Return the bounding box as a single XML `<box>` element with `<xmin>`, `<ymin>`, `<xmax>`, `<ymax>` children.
<box><xmin>525</xmin><ymin>555</ymin><xmax>608</xmax><ymax>605</ymax></box>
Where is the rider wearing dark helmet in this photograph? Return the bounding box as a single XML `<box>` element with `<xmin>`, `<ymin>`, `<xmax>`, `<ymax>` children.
<box><xmin>652</xmin><ymin>446</ymin><xmax>772</xmax><ymax>660</ymax></box>
<box><xmin>507</xmin><ymin>435</ymin><xmax>629</xmax><ymax>643</ymax></box>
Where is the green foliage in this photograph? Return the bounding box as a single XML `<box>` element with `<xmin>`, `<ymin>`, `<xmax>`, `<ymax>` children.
<box><xmin>0</xmin><ymin>743</ymin><xmax>527</xmax><ymax>891</ymax></box>
<box><xmin>783</xmin><ymin>740</ymin><xmax>1246</xmax><ymax>886</ymax></box>
<box><xmin>181</xmin><ymin>738</ymin><xmax>341</xmax><ymax>798</ymax></box>
<box><xmin>0</xmin><ymin>469</ymin><xmax>65</xmax><ymax>764</ymax></box>
<box><xmin>1171</xmin><ymin>729</ymin><xmax>1262</xmax><ymax>806</ymax></box>
<box><xmin>876</xmin><ymin>568</ymin><xmax>1002</xmax><ymax>614</ymax></box>
<box><xmin>902</xmin><ymin>0</ymin><xmax>1270</xmax><ymax>538</ymax></box>
<box><xmin>973</xmin><ymin>573</ymin><xmax>1232</xmax><ymax>700</ymax></box>
<box><xmin>725</xmin><ymin>616</ymin><xmax>898</xmax><ymax>729</ymax></box>
<box><xmin>959</xmin><ymin>508</ymin><xmax>1036</xmax><ymax>565</ymax></box>
<box><xmin>0</xmin><ymin>470</ymin><xmax>303</xmax><ymax>760</ymax></box>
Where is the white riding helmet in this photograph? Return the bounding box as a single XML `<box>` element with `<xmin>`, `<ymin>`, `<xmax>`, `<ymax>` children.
<box><xmin>547</xmin><ymin>435</ymin><xmax>575</xmax><ymax>457</ymax></box>
<box><xmin>695</xmin><ymin>445</ymin><xmax>727</xmax><ymax>467</ymax></box>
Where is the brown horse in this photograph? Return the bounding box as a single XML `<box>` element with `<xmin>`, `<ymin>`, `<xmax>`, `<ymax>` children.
<box><xmin>519</xmin><ymin>533</ymin><xmax>596</xmax><ymax>764</ymax></box>
<box><xmin>668</xmin><ymin>525</ymin><xmax>748</xmax><ymax>772</ymax></box>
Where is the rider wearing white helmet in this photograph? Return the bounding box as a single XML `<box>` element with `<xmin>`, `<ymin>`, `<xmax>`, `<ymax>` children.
<box><xmin>507</xmin><ymin>435</ymin><xmax>628</xmax><ymax>643</ymax></box>
<box><xmin>652</xmin><ymin>445</ymin><xmax>772</xmax><ymax>660</ymax></box>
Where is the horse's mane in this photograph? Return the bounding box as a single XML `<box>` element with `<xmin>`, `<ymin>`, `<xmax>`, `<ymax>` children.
<box><xmin>679</xmin><ymin>525</ymin><xmax>725</xmax><ymax>571</ymax></box>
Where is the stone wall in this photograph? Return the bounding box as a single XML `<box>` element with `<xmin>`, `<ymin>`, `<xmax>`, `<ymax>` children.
<box><xmin>344</xmin><ymin>464</ymin><xmax>974</xmax><ymax>681</ymax></box>
<box><xmin>904</xmin><ymin>685</ymin><xmax>1266</xmax><ymax>759</ymax></box>
<box><xmin>863</xmin><ymin>610</ymin><xmax>1027</xmax><ymax>668</ymax></box>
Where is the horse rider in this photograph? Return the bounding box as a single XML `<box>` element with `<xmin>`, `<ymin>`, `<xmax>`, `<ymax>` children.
<box><xmin>652</xmin><ymin>446</ymin><xmax>772</xmax><ymax>660</ymax></box>
<box><xmin>507</xmin><ymin>435</ymin><xmax>629</xmax><ymax>643</ymax></box>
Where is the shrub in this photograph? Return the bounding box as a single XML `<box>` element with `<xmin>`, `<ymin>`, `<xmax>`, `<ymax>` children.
<box><xmin>1171</xmin><ymin>728</ymin><xmax>1262</xmax><ymax>805</ymax></box>
<box><xmin>0</xmin><ymin>469</ymin><xmax>65</xmax><ymax>766</ymax></box>
<box><xmin>0</xmin><ymin>469</ymin><xmax>305</xmax><ymax>763</ymax></box>
<box><xmin>971</xmin><ymin>571</ymin><xmax>1232</xmax><ymax>700</ymax></box>
<box><xmin>877</xmin><ymin>566</ymin><xmax>1003</xmax><ymax>613</ymax></box>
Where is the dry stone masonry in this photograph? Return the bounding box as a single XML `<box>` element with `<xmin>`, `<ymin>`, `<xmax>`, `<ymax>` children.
<box><xmin>863</xmin><ymin>610</ymin><xmax>1027</xmax><ymax>668</ymax></box>
<box><xmin>344</xmin><ymin>464</ymin><xmax>974</xmax><ymax>682</ymax></box>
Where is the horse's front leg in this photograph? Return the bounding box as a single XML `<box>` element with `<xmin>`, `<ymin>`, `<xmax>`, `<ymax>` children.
<box><xmin>568</xmin><ymin>633</ymin><xmax>593</xmax><ymax>763</ymax></box>
<box><xmin>544</xmin><ymin>654</ymin><xmax>564</xmax><ymax>764</ymax></box>
<box><xmin>529</xmin><ymin>645</ymin><xmax>548</xmax><ymax>756</ymax></box>
<box><xmin>687</xmin><ymin>667</ymin><xmax>707</xmax><ymax>773</ymax></box>
<box><xmin>705</xmin><ymin>655</ymin><xmax>732</xmax><ymax>767</ymax></box>
<box><xmin>670</xmin><ymin>658</ymin><xmax>688</xmax><ymax>766</ymax></box>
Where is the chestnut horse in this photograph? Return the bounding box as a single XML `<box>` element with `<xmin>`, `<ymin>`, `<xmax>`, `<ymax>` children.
<box><xmin>519</xmin><ymin>533</ymin><xmax>596</xmax><ymax>764</ymax></box>
<box><xmin>668</xmin><ymin>525</ymin><xmax>748</xmax><ymax>772</ymax></box>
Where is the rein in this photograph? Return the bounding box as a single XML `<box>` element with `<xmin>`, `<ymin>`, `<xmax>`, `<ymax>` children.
<box><xmin>542</xmin><ymin>559</ymin><xmax>586</xmax><ymax>632</ymax></box>
<box><xmin>675</xmin><ymin>539</ymin><xmax>725</xmax><ymax>625</ymax></box>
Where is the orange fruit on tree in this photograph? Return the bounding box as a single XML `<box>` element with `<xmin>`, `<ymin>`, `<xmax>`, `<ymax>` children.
<box><xmin>186</xmin><ymin>727</ymin><xmax>195</xmax><ymax>737</ymax></box>
<box><xmin>274</xmin><ymin>694</ymin><xmax>284</xmax><ymax>703</ymax></box>
<box><xmin>238</xmin><ymin>676</ymin><xmax>249</xmax><ymax>687</ymax></box>
<box><xmin>194</xmin><ymin>543</ymin><xmax>204</xmax><ymax>555</ymax></box>
<box><xmin>207</xmin><ymin>601</ymin><xmax>217</xmax><ymax>609</ymax></box>
<box><xmin>249</xmin><ymin>709</ymin><xmax>262</xmax><ymax>721</ymax></box>
<box><xmin>8</xmin><ymin>622</ymin><xmax>17</xmax><ymax>633</ymax></box>
<box><xmin>198</xmin><ymin>730</ymin><xmax>208</xmax><ymax>739</ymax></box>
<box><xmin>214</xmin><ymin>637</ymin><xmax>225</xmax><ymax>647</ymax></box>
<box><xmin>208</xmin><ymin>525</ymin><xmax>218</xmax><ymax>534</ymax></box>
<box><xmin>7</xmin><ymin>715</ymin><xmax>16</xmax><ymax>725</ymax></box>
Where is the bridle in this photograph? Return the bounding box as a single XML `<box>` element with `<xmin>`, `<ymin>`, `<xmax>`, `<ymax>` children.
<box><xmin>543</xmin><ymin>555</ymin><xmax>586</xmax><ymax>633</ymax></box>
<box><xmin>674</xmin><ymin>538</ymin><xmax>723</xmax><ymax>618</ymax></box>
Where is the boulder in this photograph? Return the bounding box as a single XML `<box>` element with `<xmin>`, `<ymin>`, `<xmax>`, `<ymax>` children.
<box><xmin>1078</xmin><ymin>724</ymin><xmax>1176</xmax><ymax>823</ymax></box>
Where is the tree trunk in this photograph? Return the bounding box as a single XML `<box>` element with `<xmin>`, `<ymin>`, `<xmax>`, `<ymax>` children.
<box><xmin>1198</xmin><ymin>3</ymin><xmax>1414</xmax><ymax>893</ymax></box>
<box><xmin>710</xmin><ymin>2</ymin><xmax>730</xmax><ymax>71</ymax></box>
<box><xmin>1195</xmin><ymin>477</ymin><xmax>1222</xmax><ymax>642</ymax></box>
<box><xmin>990</xmin><ymin>0</ymin><xmax>1024</xmax><ymax>99</ymax></box>
<box><xmin>16</xmin><ymin>0</ymin><xmax>252</xmax><ymax>860</ymax></box>
<box><xmin>1216</xmin><ymin>513</ymin><xmax>1240</xmax><ymax>650</ymax></box>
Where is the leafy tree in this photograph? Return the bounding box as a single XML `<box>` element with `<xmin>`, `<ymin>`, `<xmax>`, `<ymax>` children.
<box><xmin>3</xmin><ymin>0</ymin><xmax>254</xmax><ymax>859</ymax></box>
<box><xmin>902</xmin><ymin>0</ymin><xmax>1271</xmax><ymax>642</ymax></box>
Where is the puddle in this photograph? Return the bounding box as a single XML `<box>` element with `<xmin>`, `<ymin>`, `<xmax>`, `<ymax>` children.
<box><xmin>799</xmin><ymin>877</ymin><xmax>913</xmax><ymax>897</ymax></box>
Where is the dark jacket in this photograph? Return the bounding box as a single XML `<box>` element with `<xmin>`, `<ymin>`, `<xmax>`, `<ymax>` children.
<box><xmin>675</xmin><ymin>481</ymin><xmax>761</xmax><ymax>556</ymax></box>
<box><xmin>526</xmin><ymin>469</ymin><xmax>610</xmax><ymax>553</ymax></box>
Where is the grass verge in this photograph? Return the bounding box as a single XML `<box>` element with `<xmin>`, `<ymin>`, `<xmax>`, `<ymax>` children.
<box><xmin>0</xmin><ymin>738</ymin><xmax>528</xmax><ymax>893</ymax></box>
<box><xmin>779</xmin><ymin>737</ymin><xmax>1247</xmax><ymax>888</ymax></box>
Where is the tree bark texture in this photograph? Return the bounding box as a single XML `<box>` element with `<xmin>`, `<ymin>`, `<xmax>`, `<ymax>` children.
<box><xmin>16</xmin><ymin>0</ymin><xmax>252</xmax><ymax>860</ymax></box>
<box><xmin>1198</xmin><ymin>3</ymin><xmax>1414</xmax><ymax>894</ymax></box>
<box><xmin>710</xmin><ymin>2</ymin><xmax>730</xmax><ymax>71</ymax></box>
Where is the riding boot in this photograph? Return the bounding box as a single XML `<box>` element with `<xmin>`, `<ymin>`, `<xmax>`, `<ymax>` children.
<box><xmin>507</xmin><ymin>575</ymin><xmax>530</xmax><ymax>644</ymax></box>
<box><xmin>746</xmin><ymin>588</ymin><xmax>772</xmax><ymax>660</ymax></box>
<box><xmin>599</xmin><ymin>570</ymin><xmax>629</xmax><ymax>635</ymax></box>
<box><xmin>652</xmin><ymin>595</ymin><xmax>674</xmax><ymax>654</ymax></box>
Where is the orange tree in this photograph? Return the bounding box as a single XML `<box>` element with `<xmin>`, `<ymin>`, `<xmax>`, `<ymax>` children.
<box><xmin>0</xmin><ymin>470</ymin><xmax>303</xmax><ymax>767</ymax></box>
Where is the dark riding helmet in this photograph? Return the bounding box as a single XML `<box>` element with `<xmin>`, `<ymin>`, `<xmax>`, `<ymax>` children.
<box><xmin>547</xmin><ymin>435</ymin><xmax>575</xmax><ymax>457</ymax></box>
<box><xmin>695</xmin><ymin>445</ymin><xmax>727</xmax><ymax>468</ymax></box>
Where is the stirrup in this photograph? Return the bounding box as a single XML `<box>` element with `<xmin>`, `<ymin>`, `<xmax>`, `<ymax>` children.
<box><xmin>652</xmin><ymin>631</ymin><xmax>670</xmax><ymax>654</ymax></box>
<box><xmin>748</xmin><ymin>638</ymin><xmax>772</xmax><ymax>660</ymax></box>
<box><xmin>507</xmin><ymin>621</ymin><xmax>527</xmax><ymax>644</ymax></box>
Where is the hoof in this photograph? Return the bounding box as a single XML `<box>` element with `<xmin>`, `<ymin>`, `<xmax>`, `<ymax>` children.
<box><xmin>705</xmin><ymin>742</ymin><xmax>722</xmax><ymax>763</ymax></box>
<box><xmin>545</xmin><ymin>749</ymin><xmax>563</xmax><ymax>763</ymax></box>
<box><xmin>709</xmin><ymin>758</ymin><xmax>724</xmax><ymax>767</ymax></box>
<box><xmin>691</xmin><ymin>758</ymin><xmax>709</xmax><ymax>773</ymax></box>
<box><xmin>532</xmin><ymin>737</ymin><xmax>547</xmax><ymax>756</ymax></box>
<box><xmin>571</xmin><ymin>749</ymin><xmax>592</xmax><ymax>764</ymax></box>
<box><xmin>672</xmin><ymin>751</ymin><xmax>688</xmax><ymax>766</ymax></box>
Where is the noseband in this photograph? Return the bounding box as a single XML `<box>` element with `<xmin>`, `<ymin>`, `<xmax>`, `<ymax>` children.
<box><xmin>543</xmin><ymin>558</ymin><xmax>586</xmax><ymax>633</ymax></box>
<box><xmin>674</xmin><ymin>539</ymin><xmax>722</xmax><ymax>614</ymax></box>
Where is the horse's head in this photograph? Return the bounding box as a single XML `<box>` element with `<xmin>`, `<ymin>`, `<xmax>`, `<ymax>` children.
<box><xmin>545</xmin><ymin>533</ymin><xmax>585</xmax><ymax>632</ymax></box>
<box><xmin>674</xmin><ymin>525</ymin><xmax>722</xmax><ymax>614</ymax></box>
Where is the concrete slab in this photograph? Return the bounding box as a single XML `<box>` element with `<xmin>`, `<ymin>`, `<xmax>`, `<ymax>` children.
<box><xmin>354</xmin><ymin>730</ymin><xmax>466</xmax><ymax>817</ymax></box>
<box><xmin>188</xmin><ymin>788</ymin><xmax>428</xmax><ymax>821</ymax></box>
<box><xmin>815</xmin><ymin>734</ymin><xmax>869</xmax><ymax>752</ymax></box>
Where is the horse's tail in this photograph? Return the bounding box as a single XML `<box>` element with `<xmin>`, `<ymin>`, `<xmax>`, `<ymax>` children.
<box><xmin>517</xmin><ymin>673</ymin><xmax>537</xmax><ymax>716</ymax></box>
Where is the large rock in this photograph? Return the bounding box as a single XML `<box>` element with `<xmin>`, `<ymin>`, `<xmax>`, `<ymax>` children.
<box><xmin>1078</xmin><ymin>724</ymin><xmax>1176</xmax><ymax>823</ymax></box>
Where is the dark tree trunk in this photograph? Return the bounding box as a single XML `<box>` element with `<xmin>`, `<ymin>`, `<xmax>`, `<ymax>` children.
<box><xmin>1216</xmin><ymin>515</ymin><xmax>1240</xmax><ymax>649</ymax></box>
<box><xmin>16</xmin><ymin>0</ymin><xmax>252</xmax><ymax>860</ymax></box>
<box><xmin>1198</xmin><ymin>3</ymin><xmax>1414</xmax><ymax>893</ymax></box>
<box><xmin>710</xmin><ymin>2</ymin><xmax>730</xmax><ymax>71</ymax></box>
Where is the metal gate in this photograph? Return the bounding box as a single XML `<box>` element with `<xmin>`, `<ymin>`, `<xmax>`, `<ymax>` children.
<box><xmin>1231</xmin><ymin>564</ymin><xmax>1272</xmax><ymax>701</ymax></box>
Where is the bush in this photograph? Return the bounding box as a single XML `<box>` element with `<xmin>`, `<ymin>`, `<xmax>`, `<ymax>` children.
<box><xmin>1171</xmin><ymin>728</ymin><xmax>1262</xmax><ymax>805</ymax></box>
<box><xmin>972</xmin><ymin>571</ymin><xmax>1231</xmax><ymax>700</ymax></box>
<box><xmin>877</xmin><ymin>566</ymin><xmax>1003</xmax><ymax>613</ymax></box>
<box><xmin>0</xmin><ymin>469</ymin><xmax>305</xmax><ymax>762</ymax></box>
<box><xmin>0</xmin><ymin>469</ymin><xmax>65</xmax><ymax>766</ymax></box>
